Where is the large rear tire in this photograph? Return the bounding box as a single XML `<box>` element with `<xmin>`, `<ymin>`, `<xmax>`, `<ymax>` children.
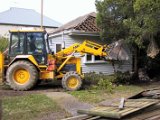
<box><xmin>6</xmin><ymin>61</ymin><xmax>38</xmax><ymax>91</ymax></box>
<box><xmin>62</xmin><ymin>71</ymin><xmax>82</xmax><ymax>91</ymax></box>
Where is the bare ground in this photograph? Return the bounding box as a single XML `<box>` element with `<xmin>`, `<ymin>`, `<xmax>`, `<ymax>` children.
<box><xmin>45</xmin><ymin>92</ymin><xmax>93</xmax><ymax>116</ymax></box>
<box><xmin>0</xmin><ymin>83</ymin><xmax>64</xmax><ymax>98</ymax></box>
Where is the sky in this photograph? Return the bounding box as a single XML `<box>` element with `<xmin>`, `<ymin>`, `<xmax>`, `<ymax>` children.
<box><xmin>0</xmin><ymin>0</ymin><xmax>96</xmax><ymax>24</ymax></box>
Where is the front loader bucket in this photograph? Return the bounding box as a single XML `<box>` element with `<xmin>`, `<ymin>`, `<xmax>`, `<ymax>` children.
<box><xmin>0</xmin><ymin>52</ymin><xmax>4</xmax><ymax>84</ymax></box>
<box><xmin>105</xmin><ymin>40</ymin><xmax>129</xmax><ymax>61</ymax></box>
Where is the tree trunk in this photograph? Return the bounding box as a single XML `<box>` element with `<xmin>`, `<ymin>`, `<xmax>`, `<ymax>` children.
<box><xmin>133</xmin><ymin>46</ymin><xmax>138</xmax><ymax>73</ymax></box>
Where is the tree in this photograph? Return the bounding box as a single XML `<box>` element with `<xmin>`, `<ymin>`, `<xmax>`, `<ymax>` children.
<box><xmin>96</xmin><ymin>0</ymin><xmax>134</xmax><ymax>42</ymax></box>
<box><xmin>96</xmin><ymin>0</ymin><xmax>160</xmax><ymax>46</ymax></box>
<box><xmin>95</xmin><ymin>0</ymin><xmax>160</xmax><ymax>73</ymax></box>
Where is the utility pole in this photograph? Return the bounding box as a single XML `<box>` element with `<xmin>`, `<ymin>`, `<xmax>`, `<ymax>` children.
<box><xmin>41</xmin><ymin>0</ymin><xmax>43</xmax><ymax>29</ymax></box>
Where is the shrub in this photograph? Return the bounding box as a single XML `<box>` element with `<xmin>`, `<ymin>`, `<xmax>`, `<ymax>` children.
<box><xmin>84</xmin><ymin>71</ymin><xmax>132</xmax><ymax>91</ymax></box>
<box><xmin>97</xmin><ymin>78</ymin><xmax>113</xmax><ymax>92</ymax></box>
<box><xmin>0</xmin><ymin>37</ymin><xmax>9</xmax><ymax>52</ymax></box>
<box><xmin>113</xmin><ymin>71</ymin><xmax>131</xmax><ymax>84</ymax></box>
<box><xmin>84</xmin><ymin>72</ymin><xmax>115</xmax><ymax>92</ymax></box>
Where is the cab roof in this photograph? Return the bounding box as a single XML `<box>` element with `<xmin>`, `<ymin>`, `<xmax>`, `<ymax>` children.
<box><xmin>9</xmin><ymin>28</ymin><xmax>46</xmax><ymax>33</ymax></box>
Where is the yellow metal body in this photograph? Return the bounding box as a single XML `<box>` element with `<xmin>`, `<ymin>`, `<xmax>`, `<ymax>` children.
<box><xmin>40</xmin><ymin>71</ymin><xmax>54</xmax><ymax>79</ymax></box>
<box><xmin>56</xmin><ymin>40</ymin><xmax>109</xmax><ymax>57</ymax></box>
<box><xmin>9</xmin><ymin>55</ymin><xmax>39</xmax><ymax>67</ymax></box>
<box><xmin>0</xmin><ymin>52</ymin><xmax>4</xmax><ymax>84</ymax></box>
<box><xmin>55</xmin><ymin>40</ymin><xmax>109</xmax><ymax>77</ymax></box>
<box><xmin>9</xmin><ymin>29</ymin><xmax>45</xmax><ymax>33</ymax></box>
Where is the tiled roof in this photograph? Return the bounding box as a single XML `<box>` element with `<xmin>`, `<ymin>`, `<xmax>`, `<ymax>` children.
<box><xmin>50</xmin><ymin>12</ymin><xmax>100</xmax><ymax>34</ymax></box>
<box><xmin>0</xmin><ymin>7</ymin><xmax>61</xmax><ymax>27</ymax></box>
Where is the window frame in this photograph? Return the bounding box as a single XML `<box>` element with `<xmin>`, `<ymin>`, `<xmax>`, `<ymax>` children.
<box><xmin>26</xmin><ymin>32</ymin><xmax>48</xmax><ymax>64</ymax></box>
<box><xmin>83</xmin><ymin>54</ymin><xmax>106</xmax><ymax>64</ymax></box>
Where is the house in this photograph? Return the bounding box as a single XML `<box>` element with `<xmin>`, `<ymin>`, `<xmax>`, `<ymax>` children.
<box><xmin>49</xmin><ymin>12</ymin><xmax>132</xmax><ymax>74</ymax></box>
<box><xmin>0</xmin><ymin>7</ymin><xmax>61</xmax><ymax>37</ymax></box>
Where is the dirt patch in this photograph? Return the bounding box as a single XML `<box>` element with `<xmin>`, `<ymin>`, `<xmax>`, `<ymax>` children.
<box><xmin>45</xmin><ymin>92</ymin><xmax>93</xmax><ymax>116</ymax></box>
<box><xmin>0</xmin><ymin>83</ymin><xmax>64</xmax><ymax>98</ymax></box>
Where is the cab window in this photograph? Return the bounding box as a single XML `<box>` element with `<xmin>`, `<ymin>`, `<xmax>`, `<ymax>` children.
<box><xmin>27</xmin><ymin>33</ymin><xmax>44</xmax><ymax>54</ymax></box>
<box><xmin>10</xmin><ymin>33</ymin><xmax>25</xmax><ymax>55</ymax></box>
<box><xmin>27</xmin><ymin>32</ymin><xmax>46</xmax><ymax>64</ymax></box>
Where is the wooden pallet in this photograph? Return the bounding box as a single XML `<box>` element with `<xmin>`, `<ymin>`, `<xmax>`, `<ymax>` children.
<box><xmin>77</xmin><ymin>99</ymin><xmax>159</xmax><ymax>119</ymax></box>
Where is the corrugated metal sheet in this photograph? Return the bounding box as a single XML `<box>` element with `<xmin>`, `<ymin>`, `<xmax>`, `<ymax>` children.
<box><xmin>0</xmin><ymin>7</ymin><xmax>61</xmax><ymax>27</ymax></box>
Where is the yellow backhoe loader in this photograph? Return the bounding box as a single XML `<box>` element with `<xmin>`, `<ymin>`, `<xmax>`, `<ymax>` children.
<box><xmin>0</xmin><ymin>29</ymin><xmax>128</xmax><ymax>91</ymax></box>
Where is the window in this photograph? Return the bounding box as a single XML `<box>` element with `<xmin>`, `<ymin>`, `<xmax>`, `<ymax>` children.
<box><xmin>86</xmin><ymin>54</ymin><xmax>92</xmax><ymax>61</ymax></box>
<box><xmin>95</xmin><ymin>55</ymin><xmax>101</xmax><ymax>61</ymax></box>
<box><xmin>56</xmin><ymin>44</ymin><xmax>62</xmax><ymax>53</ymax></box>
<box><xmin>10</xmin><ymin>33</ymin><xmax>24</xmax><ymax>55</ymax></box>
<box><xmin>26</xmin><ymin>32</ymin><xmax>46</xmax><ymax>64</ymax></box>
<box><xmin>53</xmin><ymin>43</ymin><xmax>62</xmax><ymax>53</ymax></box>
<box><xmin>27</xmin><ymin>33</ymin><xmax>44</xmax><ymax>54</ymax></box>
<box><xmin>83</xmin><ymin>54</ymin><xmax>105</xmax><ymax>63</ymax></box>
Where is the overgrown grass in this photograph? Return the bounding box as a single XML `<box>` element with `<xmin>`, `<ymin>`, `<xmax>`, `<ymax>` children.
<box><xmin>2</xmin><ymin>94</ymin><xmax>61</xmax><ymax>120</ymax></box>
<box><xmin>69</xmin><ymin>85</ymin><xmax>144</xmax><ymax>104</ymax></box>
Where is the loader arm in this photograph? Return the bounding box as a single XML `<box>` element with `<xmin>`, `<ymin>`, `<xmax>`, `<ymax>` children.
<box><xmin>55</xmin><ymin>40</ymin><xmax>110</xmax><ymax>73</ymax></box>
<box><xmin>56</xmin><ymin>40</ymin><xmax>110</xmax><ymax>58</ymax></box>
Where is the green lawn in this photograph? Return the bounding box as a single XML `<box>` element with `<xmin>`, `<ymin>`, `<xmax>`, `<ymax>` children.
<box><xmin>69</xmin><ymin>85</ymin><xmax>144</xmax><ymax>104</ymax></box>
<box><xmin>2</xmin><ymin>94</ymin><xmax>62</xmax><ymax>120</ymax></box>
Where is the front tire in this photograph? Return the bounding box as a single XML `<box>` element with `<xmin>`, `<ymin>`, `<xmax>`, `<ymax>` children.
<box><xmin>62</xmin><ymin>71</ymin><xmax>82</xmax><ymax>91</ymax></box>
<box><xmin>6</xmin><ymin>61</ymin><xmax>38</xmax><ymax>91</ymax></box>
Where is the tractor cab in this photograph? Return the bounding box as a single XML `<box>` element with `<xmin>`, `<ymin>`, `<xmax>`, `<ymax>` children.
<box><xmin>8</xmin><ymin>29</ymin><xmax>50</xmax><ymax>64</ymax></box>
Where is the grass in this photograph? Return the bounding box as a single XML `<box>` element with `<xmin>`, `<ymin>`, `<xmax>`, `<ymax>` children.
<box><xmin>69</xmin><ymin>85</ymin><xmax>144</xmax><ymax>104</ymax></box>
<box><xmin>2</xmin><ymin>94</ymin><xmax>62</xmax><ymax>120</ymax></box>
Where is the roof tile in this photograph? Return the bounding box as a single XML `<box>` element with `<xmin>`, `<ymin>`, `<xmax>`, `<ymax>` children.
<box><xmin>50</xmin><ymin>12</ymin><xmax>100</xmax><ymax>34</ymax></box>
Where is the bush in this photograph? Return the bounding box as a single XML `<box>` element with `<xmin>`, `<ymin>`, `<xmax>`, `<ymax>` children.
<box><xmin>113</xmin><ymin>71</ymin><xmax>131</xmax><ymax>84</ymax></box>
<box><xmin>0</xmin><ymin>36</ymin><xmax>9</xmax><ymax>52</ymax></box>
<box><xmin>84</xmin><ymin>71</ymin><xmax>132</xmax><ymax>91</ymax></box>
<box><xmin>84</xmin><ymin>72</ymin><xmax>115</xmax><ymax>92</ymax></box>
<box><xmin>97</xmin><ymin>78</ymin><xmax>113</xmax><ymax>92</ymax></box>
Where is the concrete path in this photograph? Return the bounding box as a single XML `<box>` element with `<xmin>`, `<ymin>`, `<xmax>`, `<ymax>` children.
<box><xmin>44</xmin><ymin>92</ymin><xmax>93</xmax><ymax>116</ymax></box>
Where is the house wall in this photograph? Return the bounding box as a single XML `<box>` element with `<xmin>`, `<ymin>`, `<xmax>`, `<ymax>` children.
<box><xmin>49</xmin><ymin>33</ymin><xmax>132</xmax><ymax>74</ymax></box>
<box><xmin>0</xmin><ymin>24</ymin><xmax>56</xmax><ymax>38</ymax></box>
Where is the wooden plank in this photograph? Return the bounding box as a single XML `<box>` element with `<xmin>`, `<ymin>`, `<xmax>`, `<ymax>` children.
<box><xmin>78</xmin><ymin>109</ymin><xmax>122</xmax><ymax>119</ymax></box>
<box><xmin>119</xmin><ymin>107</ymin><xmax>135</xmax><ymax>114</ymax></box>
<box><xmin>86</xmin><ymin>116</ymin><xmax>101</xmax><ymax>120</ymax></box>
<box><xmin>119</xmin><ymin>98</ymin><xmax>125</xmax><ymax>109</ymax></box>
<box><xmin>61</xmin><ymin>115</ymin><xmax>91</xmax><ymax>120</ymax></box>
<box><xmin>101</xmin><ymin>99</ymin><xmax>159</xmax><ymax>108</ymax></box>
<box><xmin>127</xmin><ymin>99</ymin><xmax>159</xmax><ymax>102</ymax></box>
<box><xmin>92</xmin><ymin>106</ymin><xmax>117</xmax><ymax>112</ymax></box>
<box><xmin>122</xmin><ymin>102</ymin><xmax>158</xmax><ymax>116</ymax></box>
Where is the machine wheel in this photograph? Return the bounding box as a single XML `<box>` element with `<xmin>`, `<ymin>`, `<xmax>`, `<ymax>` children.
<box><xmin>6</xmin><ymin>61</ymin><xmax>38</xmax><ymax>91</ymax></box>
<box><xmin>62</xmin><ymin>71</ymin><xmax>82</xmax><ymax>91</ymax></box>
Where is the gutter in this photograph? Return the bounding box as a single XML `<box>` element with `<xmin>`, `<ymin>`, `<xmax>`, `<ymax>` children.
<box><xmin>49</xmin><ymin>30</ymin><xmax>100</xmax><ymax>38</ymax></box>
<box><xmin>0</xmin><ymin>23</ymin><xmax>58</xmax><ymax>29</ymax></box>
